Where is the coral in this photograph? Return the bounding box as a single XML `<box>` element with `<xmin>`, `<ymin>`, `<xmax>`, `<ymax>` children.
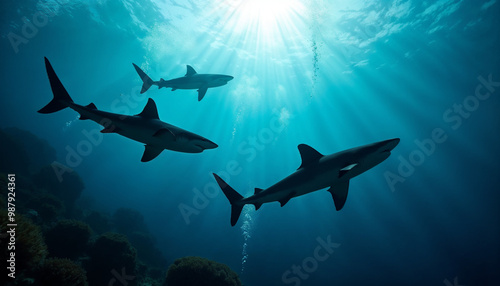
<box><xmin>45</xmin><ymin>219</ymin><xmax>92</xmax><ymax>259</ymax></box>
<box><xmin>0</xmin><ymin>212</ymin><xmax>47</xmax><ymax>284</ymax></box>
<box><xmin>0</xmin><ymin>128</ymin><xmax>57</xmax><ymax>175</ymax></box>
<box><xmin>165</xmin><ymin>256</ymin><xmax>242</xmax><ymax>286</ymax></box>
<box><xmin>83</xmin><ymin>210</ymin><xmax>110</xmax><ymax>234</ymax></box>
<box><xmin>148</xmin><ymin>267</ymin><xmax>165</xmax><ymax>281</ymax></box>
<box><xmin>27</xmin><ymin>193</ymin><xmax>65</xmax><ymax>222</ymax></box>
<box><xmin>32</xmin><ymin>165</ymin><xmax>85</xmax><ymax>209</ymax></box>
<box><xmin>138</xmin><ymin>276</ymin><xmax>163</xmax><ymax>286</ymax></box>
<box><xmin>0</xmin><ymin>128</ymin><xmax>30</xmax><ymax>174</ymax></box>
<box><xmin>86</xmin><ymin>232</ymin><xmax>137</xmax><ymax>286</ymax></box>
<box><xmin>2</xmin><ymin>128</ymin><xmax>57</xmax><ymax>173</ymax></box>
<box><xmin>39</xmin><ymin>258</ymin><xmax>88</xmax><ymax>286</ymax></box>
<box><xmin>128</xmin><ymin>231</ymin><xmax>167</xmax><ymax>268</ymax></box>
<box><xmin>112</xmin><ymin>207</ymin><xmax>147</xmax><ymax>235</ymax></box>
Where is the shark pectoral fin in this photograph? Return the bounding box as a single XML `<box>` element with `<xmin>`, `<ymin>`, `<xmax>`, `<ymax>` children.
<box><xmin>100</xmin><ymin>125</ymin><xmax>120</xmax><ymax>133</ymax></box>
<box><xmin>136</xmin><ymin>98</ymin><xmax>160</xmax><ymax>120</ymax></box>
<box><xmin>153</xmin><ymin>128</ymin><xmax>175</xmax><ymax>141</ymax></box>
<box><xmin>198</xmin><ymin>86</ymin><xmax>208</xmax><ymax>101</ymax></box>
<box><xmin>141</xmin><ymin>145</ymin><xmax>164</xmax><ymax>162</ymax></box>
<box><xmin>254</xmin><ymin>203</ymin><xmax>263</xmax><ymax>211</ymax></box>
<box><xmin>297</xmin><ymin>144</ymin><xmax>323</xmax><ymax>169</ymax></box>
<box><xmin>279</xmin><ymin>192</ymin><xmax>296</xmax><ymax>207</ymax></box>
<box><xmin>79</xmin><ymin>114</ymin><xmax>90</xmax><ymax>120</ymax></box>
<box><xmin>328</xmin><ymin>181</ymin><xmax>350</xmax><ymax>211</ymax></box>
<box><xmin>339</xmin><ymin>163</ymin><xmax>358</xmax><ymax>178</ymax></box>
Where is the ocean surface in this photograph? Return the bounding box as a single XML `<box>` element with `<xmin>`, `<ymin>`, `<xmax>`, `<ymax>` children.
<box><xmin>1</xmin><ymin>0</ymin><xmax>499</xmax><ymax>285</ymax></box>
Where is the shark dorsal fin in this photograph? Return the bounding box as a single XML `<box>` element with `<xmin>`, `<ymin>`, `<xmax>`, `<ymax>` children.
<box><xmin>185</xmin><ymin>65</ymin><xmax>197</xmax><ymax>76</ymax></box>
<box><xmin>137</xmin><ymin>98</ymin><xmax>159</xmax><ymax>119</ymax></box>
<box><xmin>254</xmin><ymin>188</ymin><xmax>264</xmax><ymax>195</ymax></box>
<box><xmin>85</xmin><ymin>103</ymin><xmax>97</xmax><ymax>109</ymax></box>
<box><xmin>297</xmin><ymin>144</ymin><xmax>323</xmax><ymax>169</ymax></box>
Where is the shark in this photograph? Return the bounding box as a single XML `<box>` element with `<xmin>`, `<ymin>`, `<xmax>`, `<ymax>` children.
<box><xmin>132</xmin><ymin>63</ymin><xmax>234</xmax><ymax>101</ymax></box>
<box><xmin>39</xmin><ymin>57</ymin><xmax>218</xmax><ymax>162</ymax></box>
<box><xmin>213</xmin><ymin>138</ymin><xmax>400</xmax><ymax>226</ymax></box>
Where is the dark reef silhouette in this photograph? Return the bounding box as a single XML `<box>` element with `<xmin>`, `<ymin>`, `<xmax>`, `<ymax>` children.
<box><xmin>39</xmin><ymin>258</ymin><xmax>88</xmax><ymax>286</ymax></box>
<box><xmin>165</xmin><ymin>256</ymin><xmax>242</xmax><ymax>286</ymax></box>
<box><xmin>0</xmin><ymin>127</ymin><xmax>242</xmax><ymax>285</ymax></box>
<box><xmin>45</xmin><ymin>219</ymin><xmax>92</xmax><ymax>259</ymax></box>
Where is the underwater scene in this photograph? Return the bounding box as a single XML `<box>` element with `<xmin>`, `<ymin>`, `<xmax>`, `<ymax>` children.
<box><xmin>1</xmin><ymin>0</ymin><xmax>499</xmax><ymax>285</ymax></box>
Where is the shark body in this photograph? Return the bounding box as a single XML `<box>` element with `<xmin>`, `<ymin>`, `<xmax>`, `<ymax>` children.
<box><xmin>133</xmin><ymin>63</ymin><xmax>233</xmax><ymax>101</ymax></box>
<box><xmin>39</xmin><ymin>57</ymin><xmax>218</xmax><ymax>162</ymax></box>
<box><xmin>213</xmin><ymin>138</ymin><xmax>400</xmax><ymax>226</ymax></box>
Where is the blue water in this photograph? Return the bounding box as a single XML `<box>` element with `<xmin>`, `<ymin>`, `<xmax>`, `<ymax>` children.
<box><xmin>1</xmin><ymin>0</ymin><xmax>499</xmax><ymax>285</ymax></box>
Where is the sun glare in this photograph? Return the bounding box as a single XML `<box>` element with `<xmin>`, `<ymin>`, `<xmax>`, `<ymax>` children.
<box><xmin>241</xmin><ymin>0</ymin><xmax>296</xmax><ymax>26</ymax></box>
<box><xmin>226</xmin><ymin>0</ymin><xmax>305</xmax><ymax>39</ymax></box>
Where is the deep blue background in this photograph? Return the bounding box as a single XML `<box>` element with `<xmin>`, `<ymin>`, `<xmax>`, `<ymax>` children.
<box><xmin>1</xmin><ymin>1</ymin><xmax>499</xmax><ymax>285</ymax></box>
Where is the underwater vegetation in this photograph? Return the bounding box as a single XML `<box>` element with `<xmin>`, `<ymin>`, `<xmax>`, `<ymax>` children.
<box><xmin>86</xmin><ymin>232</ymin><xmax>138</xmax><ymax>286</ymax></box>
<box><xmin>32</xmin><ymin>165</ymin><xmax>84</xmax><ymax>212</ymax></box>
<box><xmin>0</xmin><ymin>128</ymin><xmax>56</xmax><ymax>174</ymax></box>
<box><xmin>82</xmin><ymin>210</ymin><xmax>110</xmax><ymax>234</ymax></box>
<box><xmin>112</xmin><ymin>207</ymin><xmax>148</xmax><ymax>235</ymax></box>
<box><xmin>0</xmin><ymin>129</ymin><xmax>30</xmax><ymax>175</ymax></box>
<box><xmin>0</xmin><ymin>213</ymin><xmax>47</xmax><ymax>285</ymax></box>
<box><xmin>128</xmin><ymin>231</ymin><xmax>168</xmax><ymax>268</ymax></box>
<box><xmin>165</xmin><ymin>256</ymin><xmax>242</xmax><ymax>286</ymax></box>
<box><xmin>45</xmin><ymin>219</ymin><xmax>92</xmax><ymax>259</ymax></box>
<box><xmin>0</xmin><ymin>128</ymin><xmax>242</xmax><ymax>285</ymax></box>
<box><xmin>39</xmin><ymin>258</ymin><xmax>88</xmax><ymax>286</ymax></box>
<box><xmin>26</xmin><ymin>193</ymin><xmax>65</xmax><ymax>222</ymax></box>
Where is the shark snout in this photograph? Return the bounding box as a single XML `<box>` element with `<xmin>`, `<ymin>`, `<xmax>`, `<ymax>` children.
<box><xmin>218</xmin><ymin>75</ymin><xmax>233</xmax><ymax>82</ymax></box>
<box><xmin>379</xmin><ymin>138</ymin><xmax>400</xmax><ymax>153</ymax></box>
<box><xmin>194</xmin><ymin>138</ymin><xmax>218</xmax><ymax>151</ymax></box>
<box><xmin>205</xmin><ymin>139</ymin><xmax>218</xmax><ymax>149</ymax></box>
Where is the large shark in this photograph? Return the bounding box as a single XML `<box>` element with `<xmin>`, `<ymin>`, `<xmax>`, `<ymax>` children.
<box><xmin>213</xmin><ymin>138</ymin><xmax>400</xmax><ymax>226</ymax></box>
<box><xmin>39</xmin><ymin>57</ymin><xmax>218</xmax><ymax>162</ymax></box>
<box><xmin>133</xmin><ymin>63</ymin><xmax>234</xmax><ymax>101</ymax></box>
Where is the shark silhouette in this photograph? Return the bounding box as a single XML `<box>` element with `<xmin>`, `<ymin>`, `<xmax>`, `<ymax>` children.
<box><xmin>39</xmin><ymin>57</ymin><xmax>218</xmax><ymax>162</ymax></box>
<box><xmin>133</xmin><ymin>63</ymin><xmax>233</xmax><ymax>101</ymax></box>
<box><xmin>213</xmin><ymin>138</ymin><xmax>400</xmax><ymax>226</ymax></box>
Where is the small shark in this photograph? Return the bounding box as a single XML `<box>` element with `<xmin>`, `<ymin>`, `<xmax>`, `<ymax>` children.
<box><xmin>133</xmin><ymin>63</ymin><xmax>234</xmax><ymax>101</ymax></box>
<box><xmin>39</xmin><ymin>57</ymin><xmax>218</xmax><ymax>162</ymax></box>
<box><xmin>213</xmin><ymin>138</ymin><xmax>400</xmax><ymax>226</ymax></box>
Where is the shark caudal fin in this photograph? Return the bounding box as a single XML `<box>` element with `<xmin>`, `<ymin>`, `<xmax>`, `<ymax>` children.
<box><xmin>38</xmin><ymin>57</ymin><xmax>74</xmax><ymax>114</ymax></box>
<box><xmin>213</xmin><ymin>173</ymin><xmax>244</xmax><ymax>226</ymax></box>
<box><xmin>132</xmin><ymin>63</ymin><xmax>155</xmax><ymax>94</ymax></box>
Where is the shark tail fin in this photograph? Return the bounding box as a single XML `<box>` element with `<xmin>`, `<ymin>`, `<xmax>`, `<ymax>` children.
<box><xmin>38</xmin><ymin>57</ymin><xmax>74</xmax><ymax>114</ymax></box>
<box><xmin>213</xmin><ymin>173</ymin><xmax>244</xmax><ymax>226</ymax></box>
<box><xmin>132</xmin><ymin>63</ymin><xmax>155</xmax><ymax>94</ymax></box>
